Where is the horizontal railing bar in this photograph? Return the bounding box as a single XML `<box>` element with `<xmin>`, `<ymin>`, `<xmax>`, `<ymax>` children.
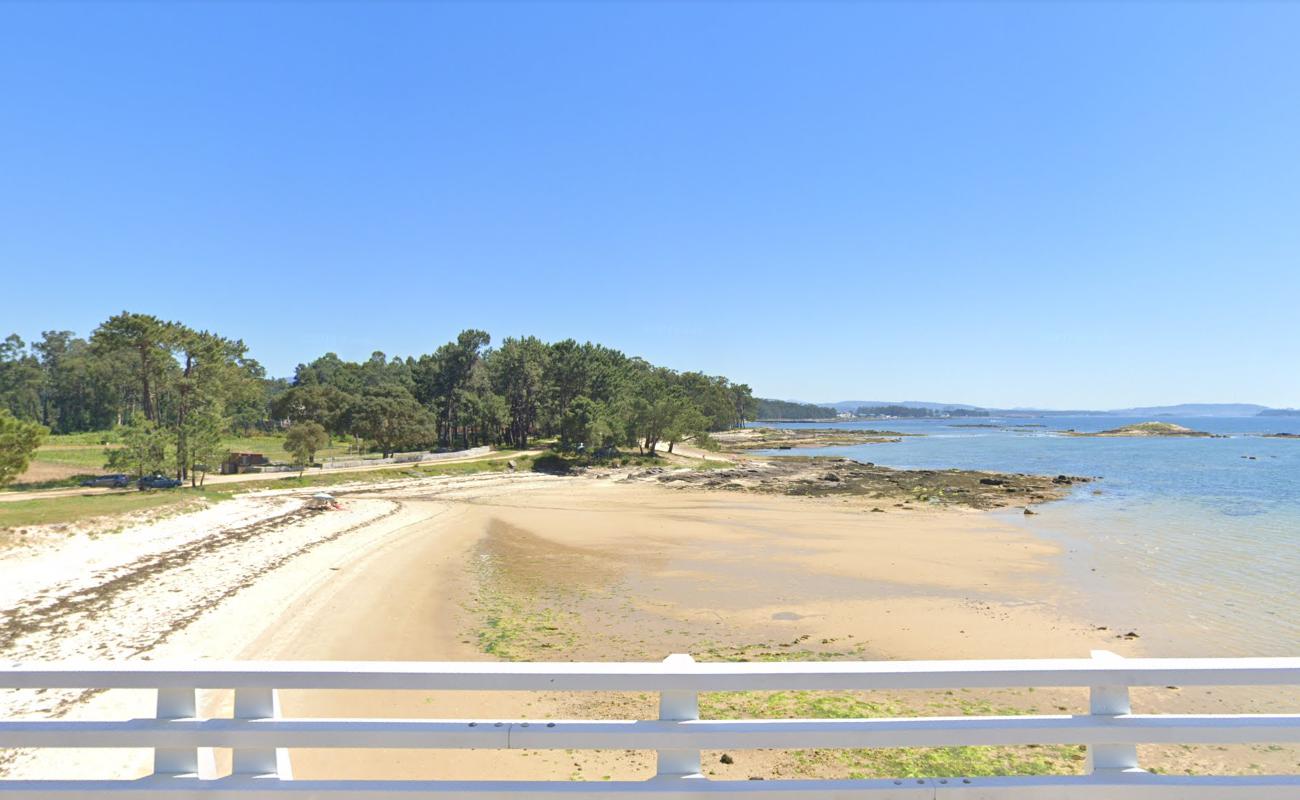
<box><xmin>1</xmin><ymin>774</ymin><xmax>1298</xmax><ymax>798</ymax></box>
<box><xmin>1</xmin><ymin>714</ymin><xmax>1296</xmax><ymax>750</ymax></box>
<box><xmin>1</xmin><ymin>658</ymin><xmax>1298</xmax><ymax>691</ymax></box>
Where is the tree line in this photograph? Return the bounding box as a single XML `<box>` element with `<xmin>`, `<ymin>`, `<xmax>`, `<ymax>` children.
<box><xmin>854</xmin><ymin>405</ymin><xmax>989</xmax><ymax>418</ymax></box>
<box><xmin>753</xmin><ymin>398</ymin><xmax>839</xmax><ymax>420</ymax></box>
<box><xmin>274</xmin><ymin>330</ymin><xmax>756</xmax><ymax>456</ymax></box>
<box><xmin>0</xmin><ymin>313</ymin><xmax>759</xmax><ymax>482</ymax></box>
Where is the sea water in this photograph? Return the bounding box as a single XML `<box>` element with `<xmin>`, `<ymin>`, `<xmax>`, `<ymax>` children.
<box><xmin>756</xmin><ymin>416</ymin><xmax>1300</xmax><ymax>656</ymax></box>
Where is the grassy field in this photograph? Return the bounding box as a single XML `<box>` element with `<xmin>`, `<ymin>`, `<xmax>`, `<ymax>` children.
<box><xmin>0</xmin><ymin>453</ymin><xmax>533</xmax><ymax>531</ymax></box>
<box><xmin>38</xmin><ymin>431</ymin><xmax>118</xmax><ymax>446</ymax></box>
<box><xmin>35</xmin><ymin>431</ymin><xmax>358</xmax><ymax>465</ymax></box>
<box><xmin>20</xmin><ymin>430</ymin><xmax>721</xmax><ymax>488</ymax></box>
<box><xmin>14</xmin><ymin>430</ymin><xmax>367</xmax><ymax>491</ymax></box>
<box><xmin>216</xmin><ymin>433</ymin><xmax>359</xmax><ymax>462</ymax></box>
<box><xmin>0</xmin><ymin>448</ymin><xmax>721</xmax><ymax>532</ymax></box>
<box><xmin>215</xmin><ymin>452</ymin><xmax>536</xmax><ymax>493</ymax></box>
<box><xmin>0</xmin><ymin>488</ymin><xmax>233</xmax><ymax>530</ymax></box>
<box><xmin>26</xmin><ymin>446</ymin><xmax>117</xmax><ymax>468</ymax></box>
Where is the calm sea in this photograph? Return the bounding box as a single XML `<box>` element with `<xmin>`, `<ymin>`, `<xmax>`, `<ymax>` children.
<box><xmin>755</xmin><ymin>416</ymin><xmax>1300</xmax><ymax>657</ymax></box>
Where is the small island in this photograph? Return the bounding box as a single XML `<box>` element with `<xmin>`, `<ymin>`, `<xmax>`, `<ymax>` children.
<box><xmin>1262</xmin><ymin>432</ymin><xmax>1300</xmax><ymax>439</ymax></box>
<box><xmin>1063</xmin><ymin>421</ymin><xmax>1220</xmax><ymax>438</ymax></box>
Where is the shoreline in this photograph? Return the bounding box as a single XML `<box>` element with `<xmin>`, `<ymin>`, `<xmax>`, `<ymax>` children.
<box><xmin>0</xmin><ymin>468</ymin><xmax>1292</xmax><ymax>780</ymax></box>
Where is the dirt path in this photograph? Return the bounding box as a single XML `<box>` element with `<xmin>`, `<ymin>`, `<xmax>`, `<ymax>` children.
<box><xmin>0</xmin><ymin>448</ymin><xmax>537</xmax><ymax>503</ymax></box>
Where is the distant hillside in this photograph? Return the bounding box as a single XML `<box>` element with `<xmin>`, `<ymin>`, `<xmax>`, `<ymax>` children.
<box><xmin>822</xmin><ymin>400</ymin><xmax>984</xmax><ymax>414</ymax></box>
<box><xmin>755</xmin><ymin>398</ymin><xmax>839</xmax><ymax>420</ymax></box>
<box><xmin>1108</xmin><ymin>403</ymin><xmax>1269</xmax><ymax>417</ymax></box>
<box><xmin>855</xmin><ymin>404</ymin><xmax>989</xmax><ymax>418</ymax></box>
<box><xmin>796</xmin><ymin>400</ymin><xmax>1286</xmax><ymax>418</ymax></box>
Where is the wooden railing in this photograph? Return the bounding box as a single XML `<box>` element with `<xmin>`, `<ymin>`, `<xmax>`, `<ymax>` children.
<box><xmin>1</xmin><ymin>651</ymin><xmax>1298</xmax><ymax>797</ymax></box>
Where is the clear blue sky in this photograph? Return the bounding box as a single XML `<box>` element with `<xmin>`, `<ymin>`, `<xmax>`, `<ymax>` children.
<box><xmin>3</xmin><ymin>2</ymin><xmax>1298</xmax><ymax>409</ymax></box>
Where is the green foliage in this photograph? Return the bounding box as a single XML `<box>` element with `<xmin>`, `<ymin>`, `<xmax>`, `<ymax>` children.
<box><xmin>0</xmin><ymin>488</ymin><xmax>232</xmax><ymax>530</ymax></box>
<box><xmin>558</xmin><ymin>395</ymin><xmax>600</xmax><ymax>449</ymax></box>
<box><xmin>692</xmin><ymin>431</ymin><xmax>721</xmax><ymax>451</ymax></box>
<box><xmin>90</xmin><ymin>312</ymin><xmax>175</xmax><ymax>423</ymax></box>
<box><xmin>345</xmin><ymin>385</ymin><xmax>434</xmax><ymax>456</ymax></box>
<box><xmin>0</xmin><ymin>409</ymin><xmax>48</xmax><ymax>486</ymax></box>
<box><xmin>271</xmin><ymin>383</ymin><xmax>351</xmax><ymax>435</ymax></box>
<box><xmin>104</xmin><ymin>416</ymin><xmax>170</xmax><ymax>477</ymax></box>
<box><xmin>530</xmin><ymin>453</ymin><xmax>574</xmax><ymax>474</ymax></box>
<box><xmin>665</xmin><ymin>404</ymin><xmax>708</xmax><ymax>453</ymax></box>
<box><xmin>0</xmin><ymin>335</ymin><xmax>44</xmax><ymax>422</ymax></box>
<box><xmin>755</xmin><ymin>398</ymin><xmax>838</xmax><ymax>420</ymax></box>
<box><xmin>2</xmin><ymin>315</ymin><xmax>758</xmax><ymax>482</ymax></box>
<box><xmin>181</xmin><ymin>403</ymin><xmax>227</xmax><ymax>486</ymax></box>
<box><xmin>283</xmin><ymin>421</ymin><xmax>329</xmax><ymax>468</ymax></box>
<box><xmin>490</xmin><ymin>336</ymin><xmax>548</xmax><ymax>448</ymax></box>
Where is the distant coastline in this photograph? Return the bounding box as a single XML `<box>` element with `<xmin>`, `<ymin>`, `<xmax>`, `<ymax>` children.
<box><xmin>765</xmin><ymin>398</ymin><xmax>1300</xmax><ymax>420</ymax></box>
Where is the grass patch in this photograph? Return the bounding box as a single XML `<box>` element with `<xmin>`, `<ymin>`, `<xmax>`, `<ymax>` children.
<box><xmin>30</xmin><ymin>431</ymin><xmax>361</xmax><ymax>475</ymax></box>
<box><xmin>474</xmin><ymin>590</ymin><xmax>578</xmax><ymax>660</ymax></box>
<box><xmin>696</xmin><ymin>636</ymin><xmax>867</xmax><ymax>662</ymax></box>
<box><xmin>41</xmin><ymin>431</ymin><xmax>118</xmax><ymax>446</ymax></box>
<box><xmin>2</xmin><ymin>473</ymin><xmax>102</xmax><ymax>492</ymax></box>
<box><xmin>29</xmin><ymin>448</ymin><xmax>113</xmax><ymax>468</ymax></box>
<box><xmin>470</xmin><ymin>545</ymin><xmax>578</xmax><ymax>661</ymax></box>
<box><xmin>219</xmin><ymin>433</ymin><xmax>357</xmax><ymax>462</ymax></box>
<box><xmin>700</xmin><ymin>690</ymin><xmax>1084</xmax><ymax>778</ymax></box>
<box><xmin>1</xmin><ymin>452</ymin><xmax>525</xmax><ymax>530</ymax></box>
<box><xmin>216</xmin><ymin>453</ymin><xmax>535</xmax><ymax>493</ymax></box>
<box><xmin>0</xmin><ymin>488</ymin><xmax>232</xmax><ymax>530</ymax></box>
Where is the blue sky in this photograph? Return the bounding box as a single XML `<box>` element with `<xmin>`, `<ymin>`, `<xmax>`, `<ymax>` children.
<box><xmin>2</xmin><ymin>2</ymin><xmax>1298</xmax><ymax>409</ymax></box>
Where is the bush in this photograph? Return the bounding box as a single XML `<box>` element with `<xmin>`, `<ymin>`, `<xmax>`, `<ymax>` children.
<box><xmin>531</xmin><ymin>453</ymin><xmax>574</xmax><ymax>474</ymax></box>
<box><xmin>693</xmin><ymin>432</ymin><xmax>721</xmax><ymax>451</ymax></box>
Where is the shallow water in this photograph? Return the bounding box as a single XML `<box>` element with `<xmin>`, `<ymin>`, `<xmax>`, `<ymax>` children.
<box><xmin>756</xmin><ymin>416</ymin><xmax>1300</xmax><ymax>656</ymax></box>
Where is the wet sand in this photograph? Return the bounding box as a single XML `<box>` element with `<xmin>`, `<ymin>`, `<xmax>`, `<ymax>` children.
<box><xmin>240</xmin><ymin>479</ymin><xmax>1148</xmax><ymax>780</ymax></box>
<box><xmin>3</xmin><ymin>470</ymin><xmax>1291</xmax><ymax>780</ymax></box>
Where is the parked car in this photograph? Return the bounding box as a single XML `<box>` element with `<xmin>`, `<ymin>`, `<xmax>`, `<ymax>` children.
<box><xmin>80</xmin><ymin>473</ymin><xmax>130</xmax><ymax>488</ymax></box>
<box><xmin>137</xmin><ymin>474</ymin><xmax>183</xmax><ymax>490</ymax></box>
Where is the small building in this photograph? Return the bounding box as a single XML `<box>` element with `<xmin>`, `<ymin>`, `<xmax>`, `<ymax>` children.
<box><xmin>221</xmin><ymin>452</ymin><xmax>271</xmax><ymax>474</ymax></box>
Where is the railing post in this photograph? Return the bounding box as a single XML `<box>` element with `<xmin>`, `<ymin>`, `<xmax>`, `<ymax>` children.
<box><xmin>153</xmin><ymin>687</ymin><xmax>215</xmax><ymax>778</ymax></box>
<box><xmin>1086</xmin><ymin>649</ymin><xmax>1141</xmax><ymax>774</ymax></box>
<box><xmin>655</xmin><ymin>653</ymin><xmax>702</xmax><ymax>780</ymax></box>
<box><xmin>233</xmin><ymin>687</ymin><xmax>294</xmax><ymax>779</ymax></box>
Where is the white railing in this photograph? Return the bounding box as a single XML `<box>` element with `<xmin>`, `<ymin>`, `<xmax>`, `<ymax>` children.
<box><xmin>1</xmin><ymin>651</ymin><xmax>1298</xmax><ymax>797</ymax></box>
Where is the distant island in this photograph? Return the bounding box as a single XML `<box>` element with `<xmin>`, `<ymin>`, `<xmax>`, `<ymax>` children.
<box><xmin>754</xmin><ymin>398</ymin><xmax>839</xmax><ymax>421</ymax></box>
<box><xmin>763</xmin><ymin>399</ymin><xmax>1299</xmax><ymax>420</ymax></box>
<box><xmin>1064</xmin><ymin>422</ymin><xmax>1219</xmax><ymax>438</ymax></box>
<box><xmin>854</xmin><ymin>404</ymin><xmax>988</xmax><ymax>419</ymax></box>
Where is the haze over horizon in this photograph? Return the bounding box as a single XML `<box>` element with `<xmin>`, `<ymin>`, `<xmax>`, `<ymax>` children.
<box><xmin>789</xmin><ymin>399</ymin><xmax>1292</xmax><ymax>415</ymax></box>
<box><xmin>4</xmin><ymin>2</ymin><xmax>1298</xmax><ymax>408</ymax></box>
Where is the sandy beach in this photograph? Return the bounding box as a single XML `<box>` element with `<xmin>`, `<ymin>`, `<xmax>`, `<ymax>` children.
<box><xmin>0</xmin><ymin>467</ymin><xmax>1292</xmax><ymax>780</ymax></box>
